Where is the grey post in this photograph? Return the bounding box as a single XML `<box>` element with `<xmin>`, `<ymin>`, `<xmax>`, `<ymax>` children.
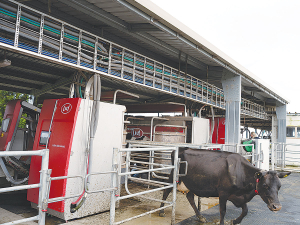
<box><xmin>110</xmin><ymin>148</ymin><xmax>119</xmax><ymax>225</ymax></box>
<box><xmin>221</xmin><ymin>71</ymin><xmax>241</xmax><ymax>151</ymax></box>
<box><xmin>171</xmin><ymin>147</ymin><xmax>179</xmax><ymax>225</ymax></box>
<box><xmin>276</xmin><ymin>103</ymin><xmax>287</xmax><ymax>168</ymax></box>
<box><xmin>38</xmin><ymin>149</ymin><xmax>50</xmax><ymax>225</ymax></box>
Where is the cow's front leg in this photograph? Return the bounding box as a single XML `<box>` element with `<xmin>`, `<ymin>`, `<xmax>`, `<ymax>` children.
<box><xmin>186</xmin><ymin>192</ymin><xmax>207</xmax><ymax>223</ymax></box>
<box><xmin>232</xmin><ymin>203</ymin><xmax>248</xmax><ymax>224</ymax></box>
<box><xmin>219</xmin><ymin>193</ymin><xmax>229</xmax><ymax>225</ymax></box>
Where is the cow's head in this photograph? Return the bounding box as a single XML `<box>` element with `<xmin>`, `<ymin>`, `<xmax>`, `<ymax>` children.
<box><xmin>255</xmin><ymin>171</ymin><xmax>291</xmax><ymax>211</ymax></box>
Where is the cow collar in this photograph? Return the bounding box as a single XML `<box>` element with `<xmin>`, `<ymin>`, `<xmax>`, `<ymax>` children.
<box><xmin>255</xmin><ymin>178</ymin><xmax>260</xmax><ymax>195</ymax></box>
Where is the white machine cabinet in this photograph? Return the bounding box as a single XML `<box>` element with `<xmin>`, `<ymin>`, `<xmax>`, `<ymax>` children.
<box><xmin>253</xmin><ymin>139</ymin><xmax>270</xmax><ymax>170</ymax></box>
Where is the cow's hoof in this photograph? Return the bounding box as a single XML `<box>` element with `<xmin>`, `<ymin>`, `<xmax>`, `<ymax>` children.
<box><xmin>231</xmin><ymin>220</ymin><xmax>240</xmax><ymax>225</ymax></box>
<box><xmin>216</xmin><ymin>221</ymin><xmax>234</xmax><ymax>225</ymax></box>
<box><xmin>197</xmin><ymin>215</ymin><xmax>207</xmax><ymax>223</ymax></box>
<box><xmin>159</xmin><ymin>212</ymin><xmax>166</xmax><ymax>217</ymax></box>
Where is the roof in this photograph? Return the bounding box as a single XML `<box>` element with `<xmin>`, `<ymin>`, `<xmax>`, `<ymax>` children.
<box><xmin>0</xmin><ymin>0</ymin><xmax>288</xmax><ymax>128</ymax></box>
<box><xmin>132</xmin><ymin>0</ymin><xmax>289</xmax><ymax>104</ymax></box>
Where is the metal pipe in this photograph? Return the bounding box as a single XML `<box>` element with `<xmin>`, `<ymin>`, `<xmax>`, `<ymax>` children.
<box><xmin>150</xmin><ymin>117</ymin><xmax>169</xmax><ymax>141</ymax></box>
<box><xmin>109</xmin><ymin>148</ymin><xmax>119</xmax><ymax>225</ymax></box>
<box><xmin>209</xmin><ymin>106</ymin><xmax>215</xmax><ymax>143</ymax></box>
<box><xmin>153</xmin><ymin>124</ymin><xmax>187</xmax><ymax>143</ymax></box>
<box><xmin>72</xmin><ymin>74</ymin><xmax>101</xmax><ymax>212</ymax></box>
<box><xmin>129</xmin><ymin>160</ymin><xmax>172</xmax><ymax>168</ymax></box>
<box><xmin>118</xmin><ymin>184</ymin><xmax>173</xmax><ymax>201</ymax></box>
<box><xmin>113</xmin><ymin>89</ymin><xmax>139</xmax><ymax>104</ymax></box>
<box><xmin>0</xmin><ymin>150</ymin><xmax>45</xmax><ymax>157</ymax></box>
<box><xmin>120</xmin><ymin>147</ymin><xmax>175</xmax><ymax>152</ymax></box>
<box><xmin>199</xmin><ymin>105</ymin><xmax>206</xmax><ymax>118</ymax></box>
<box><xmin>114</xmin><ymin>205</ymin><xmax>171</xmax><ymax>225</ymax></box>
<box><xmin>38</xmin><ymin>149</ymin><xmax>50</xmax><ymax>225</ymax></box>
<box><xmin>171</xmin><ymin>147</ymin><xmax>179</xmax><ymax>225</ymax></box>
<box><xmin>48</xmin><ymin>192</ymin><xmax>87</xmax><ymax>204</ymax></box>
<box><xmin>0</xmin><ymin>183</ymin><xmax>40</xmax><ymax>193</ymax></box>
<box><xmin>121</xmin><ymin>166</ymin><xmax>174</xmax><ymax>176</ymax></box>
<box><xmin>1</xmin><ymin>216</ymin><xmax>39</xmax><ymax>225</ymax></box>
<box><xmin>128</xmin><ymin>176</ymin><xmax>172</xmax><ymax>187</ymax></box>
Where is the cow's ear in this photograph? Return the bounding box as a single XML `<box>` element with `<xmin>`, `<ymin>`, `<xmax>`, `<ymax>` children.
<box><xmin>254</xmin><ymin>171</ymin><xmax>263</xmax><ymax>179</ymax></box>
<box><xmin>277</xmin><ymin>171</ymin><xmax>291</xmax><ymax>178</ymax></box>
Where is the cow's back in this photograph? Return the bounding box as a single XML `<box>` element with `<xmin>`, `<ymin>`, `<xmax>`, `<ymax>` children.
<box><xmin>180</xmin><ymin>149</ymin><xmax>246</xmax><ymax>197</ymax></box>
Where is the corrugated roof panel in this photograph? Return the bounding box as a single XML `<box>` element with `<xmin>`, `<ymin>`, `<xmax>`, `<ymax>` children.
<box><xmin>0</xmin><ymin>0</ymin><xmax>288</xmax><ymax>107</ymax></box>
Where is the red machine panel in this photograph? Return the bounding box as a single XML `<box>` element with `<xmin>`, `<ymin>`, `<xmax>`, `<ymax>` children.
<box><xmin>0</xmin><ymin>100</ymin><xmax>22</xmax><ymax>151</ymax></box>
<box><xmin>27</xmin><ymin>98</ymin><xmax>81</xmax><ymax>212</ymax></box>
<box><xmin>211</xmin><ymin>117</ymin><xmax>225</xmax><ymax>144</ymax></box>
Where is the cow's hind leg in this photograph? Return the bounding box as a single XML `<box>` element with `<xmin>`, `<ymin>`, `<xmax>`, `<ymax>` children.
<box><xmin>186</xmin><ymin>192</ymin><xmax>207</xmax><ymax>223</ymax></box>
<box><xmin>159</xmin><ymin>171</ymin><xmax>173</xmax><ymax>217</ymax></box>
<box><xmin>232</xmin><ymin>203</ymin><xmax>248</xmax><ymax>224</ymax></box>
<box><xmin>219</xmin><ymin>193</ymin><xmax>229</xmax><ymax>225</ymax></box>
<box><xmin>159</xmin><ymin>186</ymin><xmax>172</xmax><ymax>217</ymax></box>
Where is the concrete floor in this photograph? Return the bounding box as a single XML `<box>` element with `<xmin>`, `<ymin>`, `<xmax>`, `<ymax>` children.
<box><xmin>60</xmin><ymin>183</ymin><xmax>219</xmax><ymax>225</ymax></box>
<box><xmin>1</xmin><ymin>173</ymin><xmax>298</xmax><ymax>225</ymax></box>
<box><xmin>0</xmin><ymin>182</ymin><xmax>218</xmax><ymax>225</ymax></box>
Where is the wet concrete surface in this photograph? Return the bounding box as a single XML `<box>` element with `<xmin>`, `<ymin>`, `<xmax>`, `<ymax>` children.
<box><xmin>0</xmin><ymin>190</ymin><xmax>64</xmax><ymax>224</ymax></box>
<box><xmin>0</xmin><ymin>182</ymin><xmax>218</xmax><ymax>225</ymax></box>
<box><xmin>61</xmin><ymin>183</ymin><xmax>219</xmax><ymax>225</ymax></box>
<box><xmin>177</xmin><ymin>172</ymin><xmax>300</xmax><ymax>225</ymax></box>
<box><xmin>1</xmin><ymin>173</ymin><xmax>298</xmax><ymax>224</ymax></box>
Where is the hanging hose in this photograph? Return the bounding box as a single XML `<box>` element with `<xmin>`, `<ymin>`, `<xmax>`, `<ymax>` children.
<box><xmin>0</xmin><ymin>156</ymin><xmax>28</xmax><ymax>185</ymax></box>
<box><xmin>208</xmin><ymin>106</ymin><xmax>215</xmax><ymax>143</ymax></box>
<box><xmin>198</xmin><ymin>105</ymin><xmax>206</xmax><ymax>118</ymax></box>
<box><xmin>70</xmin><ymin>74</ymin><xmax>101</xmax><ymax>213</ymax></box>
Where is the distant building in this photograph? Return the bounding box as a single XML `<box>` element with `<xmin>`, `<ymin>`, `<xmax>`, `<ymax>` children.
<box><xmin>285</xmin><ymin>113</ymin><xmax>300</xmax><ymax>166</ymax></box>
<box><xmin>286</xmin><ymin>113</ymin><xmax>300</xmax><ymax>139</ymax></box>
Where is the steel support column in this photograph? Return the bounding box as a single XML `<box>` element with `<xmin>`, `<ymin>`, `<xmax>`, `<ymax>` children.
<box><xmin>271</xmin><ymin>115</ymin><xmax>278</xmax><ymax>143</ymax></box>
<box><xmin>276</xmin><ymin>104</ymin><xmax>287</xmax><ymax>143</ymax></box>
<box><xmin>222</xmin><ymin>72</ymin><xmax>241</xmax><ymax>150</ymax></box>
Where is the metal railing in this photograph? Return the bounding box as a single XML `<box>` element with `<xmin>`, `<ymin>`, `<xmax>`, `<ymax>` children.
<box><xmin>127</xmin><ymin>140</ymin><xmax>261</xmax><ymax>168</ymax></box>
<box><xmin>110</xmin><ymin>146</ymin><xmax>179</xmax><ymax>225</ymax></box>
<box><xmin>45</xmin><ymin>175</ymin><xmax>85</xmax><ymax>205</ymax></box>
<box><xmin>271</xmin><ymin>142</ymin><xmax>300</xmax><ymax>172</ymax></box>
<box><xmin>0</xmin><ymin>0</ymin><xmax>268</xmax><ymax>120</ymax></box>
<box><xmin>0</xmin><ymin>149</ymin><xmax>49</xmax><ymax>225</ymax></box>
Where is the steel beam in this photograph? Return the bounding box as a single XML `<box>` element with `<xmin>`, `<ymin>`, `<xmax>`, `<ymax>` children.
<box><xmin>31</xmin><ymin>74</ymin><xmax>75</xmax><ymax>97</ymax></box>
<box><xmin>57</xmin><ymin>0</ymin><xmax>208</xmax><ymax>72</ymax></box>
<box><xmin>3</xmin><ymin>65</ymin><xmax>62</xmax><ymax>80</ymax></box>
<box><xmin>222</xmin><ymin>71</ymin><xmax>241</xmax><ymax>148</ymax></box>
<box><xmin>130</xmin><ymin>23</ymin><xmax>161</xmax><ymax>32</ymax></box>
<box><xmin>276</xmin><ymin>103</ymin><xmax>287</xmax><ymax>143</ymax></box>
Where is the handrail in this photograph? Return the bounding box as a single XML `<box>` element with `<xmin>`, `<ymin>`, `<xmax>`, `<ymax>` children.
<box><xmin>0</xmin><ymin>149</ymin><xmax>50</xmax><ymax>225</ymax></box>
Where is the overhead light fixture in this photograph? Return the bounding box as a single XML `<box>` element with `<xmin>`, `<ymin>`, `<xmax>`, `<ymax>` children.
<box><xmin>0</xmin><ymin>59</ymin><xmax>11</xmax><ymax>67</ymax></box>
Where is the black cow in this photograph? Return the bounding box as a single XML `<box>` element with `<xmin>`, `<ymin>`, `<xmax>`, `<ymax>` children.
<box><xmin>159</xmin><ymin>148</ymin><xmax>291</xmax><ymax>225</ymax></box>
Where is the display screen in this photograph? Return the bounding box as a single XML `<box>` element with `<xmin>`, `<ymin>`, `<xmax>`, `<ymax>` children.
<box><xmin>1</xmin><ymin>118</ymin><xmax>10</xmax><ymax>132</ymax></box>
<box><xmin>39</xmin><ymin>131</ymin><xmax>51</xmax><ymax>146</ymax></box>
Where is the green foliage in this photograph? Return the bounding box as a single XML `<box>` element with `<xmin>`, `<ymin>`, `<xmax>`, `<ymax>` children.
<box><xmin>0</xmin><ymin>90</ymin><xmax>29</xmax><ymax>125</ymax></box>
<box><xmin>19</xmin><ymin>114</ymin><xmax>27</xmax><ymax>129</ymax></box>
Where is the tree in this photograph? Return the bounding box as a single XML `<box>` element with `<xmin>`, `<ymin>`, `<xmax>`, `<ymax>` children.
<box><xmin>0</xmin><ymin>90</ymin><xmax>29</xmax><ymax>126</ymax></box>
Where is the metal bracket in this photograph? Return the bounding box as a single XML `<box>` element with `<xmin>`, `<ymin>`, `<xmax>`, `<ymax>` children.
<box><xmin>178</xmin><ymin>161</ymin><xmax>188</xmax><ymax>177</ymax></box>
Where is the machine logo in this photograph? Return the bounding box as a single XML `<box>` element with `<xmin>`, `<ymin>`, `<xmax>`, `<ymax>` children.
<box><xmin>128</xmin><ymin>128</ymin><xmax>144</xmax><ymax>138</ymax></box>
<box><xmin>61</xmin><ymin>103</ymin><xmax>72</xmax><ymax>114</ymax></box>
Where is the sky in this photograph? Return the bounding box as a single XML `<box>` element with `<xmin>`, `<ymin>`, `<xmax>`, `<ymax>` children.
<box><xmin>150</xmin><ymin>0</ymin><xmax>300</xmax><ymax>113</ymax></box>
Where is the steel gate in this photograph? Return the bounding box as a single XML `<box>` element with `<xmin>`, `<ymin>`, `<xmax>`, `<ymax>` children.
<box><xmin>109</xmin><ymin>146</ymin><xmax>180</xmax><ymax>225</ymax></box>
<box><xmin>0</xmin><ymin>149</ymin><xmax>49</xmax><ymax>225</ymax></box>
<box><xmin>271</xmin><ymin>142</ymin><xmax>300</xmax><ymax>172</ymax></box>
